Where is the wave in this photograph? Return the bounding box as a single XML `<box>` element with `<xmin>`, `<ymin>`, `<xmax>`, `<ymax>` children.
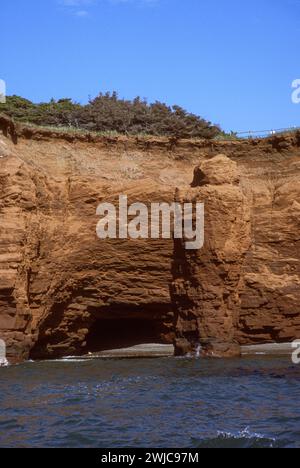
<box><xmin>0</xmin><ymin>358</ymin><xmax>10</xmax><ymax>367</ymax></box>
<box><xmin>193</xmin><ymin>428</ymin><xmax>279</xmax><ymax>448</ymax></box>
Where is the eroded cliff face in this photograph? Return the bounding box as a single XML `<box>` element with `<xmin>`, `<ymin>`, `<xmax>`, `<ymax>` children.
<box><xmin>172</xmin><ymin>155</ymin><xmax>251</xmax><ymax>357</ymax></box>
<box><xmin>0</xmin><ymin>120</ymin><xmax>300</xmax><ymax>361</ymax></box>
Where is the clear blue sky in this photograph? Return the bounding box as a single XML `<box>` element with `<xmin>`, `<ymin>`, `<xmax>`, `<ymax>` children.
<box><xmin>1</xmin><ymin>0</ymin><xmax>300</xmax><ymax>132</ymax></box>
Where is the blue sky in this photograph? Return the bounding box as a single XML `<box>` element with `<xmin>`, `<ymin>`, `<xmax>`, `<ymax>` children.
<box><xmin>1</xmin><ymin>0</ymin><xmax>300</xmax><ymax>132</ymax></box>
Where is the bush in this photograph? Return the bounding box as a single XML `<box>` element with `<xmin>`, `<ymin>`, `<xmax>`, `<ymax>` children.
<box><xmin>1</xmin><ymin>92</ymin><xmax>221</xmax><ymax>139</ymax></box>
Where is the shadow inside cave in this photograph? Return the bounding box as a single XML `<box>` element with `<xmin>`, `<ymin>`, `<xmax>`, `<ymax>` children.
<box><xmin>83</xmin><ymin>318</ymin><xmax>165</xmax><ymax>353</ymax></box>
<box><xmin>29</xmin><ymin>302</ymin><xmax>174</xmax><ymax>360</ymax></box>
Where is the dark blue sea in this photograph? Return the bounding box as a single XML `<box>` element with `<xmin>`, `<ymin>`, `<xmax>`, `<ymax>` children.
<box><xmin>0</xmin><ymin>356</ymin><xmax>300</xmax><ymax>448</ymax></box>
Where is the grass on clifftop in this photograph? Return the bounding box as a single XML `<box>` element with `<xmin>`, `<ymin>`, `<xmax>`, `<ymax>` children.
<box><xmin>1</xmin><ymin>93</ymin><xmax>222</xmax><ymax>140</ymax></box>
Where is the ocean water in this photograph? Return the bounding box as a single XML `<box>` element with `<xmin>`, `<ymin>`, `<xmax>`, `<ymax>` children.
<box><xmin>0</xmin><ymin>356</ymin><xmax>300</xmax><ymax>448</ymax></box>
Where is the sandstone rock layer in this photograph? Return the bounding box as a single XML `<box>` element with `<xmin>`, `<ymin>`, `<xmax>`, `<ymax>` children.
<box><xmin>0</xmin><ymin>118</ymin><xmax>299</xmax><ymax>361</ymax></box>
<box><xmin>172</xmin><ymin>155</ymin><xmax>251</xmax><ymax>357</ymax></box>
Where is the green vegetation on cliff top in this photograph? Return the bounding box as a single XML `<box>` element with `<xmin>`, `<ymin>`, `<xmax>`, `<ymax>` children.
<box><xmin>1</xmin><ymin>93</ymin><xmax>222</xmax><ymax>139</ymax></box>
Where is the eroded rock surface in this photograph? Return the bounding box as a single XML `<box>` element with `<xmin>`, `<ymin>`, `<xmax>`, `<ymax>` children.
<box><xmin>0</xmin><ymin>118</ymin><xmax>299</xmax><ymax>361</ymax></box>
<box><xmin>172</xmin><ymin>155</ymin><xmax>251</xmax><ymax>357</ymax></box>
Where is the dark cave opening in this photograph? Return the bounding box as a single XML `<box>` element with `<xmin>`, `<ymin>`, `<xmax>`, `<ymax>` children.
<box><xmin>29</xmin><ymin>301</ymin><xmax>174</xmax><ymax>359</ymax></box>
<box><xmin>84</xmin><ymin>318</ymin><xmax>165</xmax><ymax>353</ymax></box>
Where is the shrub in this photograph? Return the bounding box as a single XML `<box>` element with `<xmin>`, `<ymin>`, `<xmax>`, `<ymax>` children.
<box><xmin>1</xmin><ymin>92</ymin><xmax>221</xmax><ymax>139</ymax></box>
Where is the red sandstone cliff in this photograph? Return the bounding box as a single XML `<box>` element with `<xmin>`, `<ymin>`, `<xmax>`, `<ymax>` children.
<box><xmin>172</xmin><ymin>155</ymin><xmax>251</xmax><ymax>357</ymax></box>
<box><xmin>0</xmin><ymin>117</ymin><xmax>299</xmax><ymax>362</ymax></box>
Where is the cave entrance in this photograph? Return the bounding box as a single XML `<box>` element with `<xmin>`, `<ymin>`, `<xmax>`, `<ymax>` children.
<box><xmin>29</xmin><ymin>301</ymin><xmax>174</xmax><ymax>360</ymax></box>
<box><xmin>84</xmin><ymin>317</ymin><xmax>165</xmax><ymax>353</ymax></box>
